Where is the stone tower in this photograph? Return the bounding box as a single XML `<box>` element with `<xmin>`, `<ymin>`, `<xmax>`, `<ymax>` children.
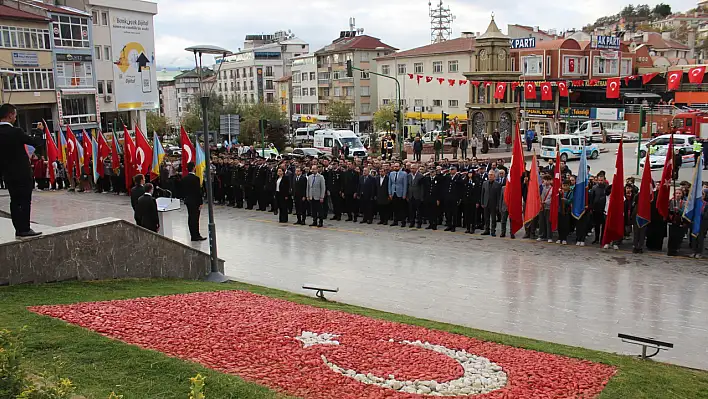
<box><xmin>464</xmin><ymin>16</ymin><xmax>521</xmax><ymax>140</ymax></box>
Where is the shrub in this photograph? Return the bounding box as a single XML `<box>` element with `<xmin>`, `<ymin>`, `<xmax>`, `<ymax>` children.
<box><xmin>0</xmin><ymin>328</ymin><xmax>27</xmax><ymax>398</ymax></box>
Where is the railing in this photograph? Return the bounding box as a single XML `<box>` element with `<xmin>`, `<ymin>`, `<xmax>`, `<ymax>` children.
<box><xmin>624</xmin><ymin>104</ymin><xmax>678</xmax><ymax>115</ymax></box>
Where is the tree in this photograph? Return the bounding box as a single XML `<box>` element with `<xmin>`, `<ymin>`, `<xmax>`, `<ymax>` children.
<box><xmin>146</xmin><ymin>111</ymin><xmax>170</xmax><ymax>135</ymax></box>
<box><xmin>373</xmin><ymin>105</ymin><xmax>395</xmax><ymax>132</ymax></box>
<box><xmin>636</xmin><ymin>4</ymin><xmax>651</xmax><ymax>19</ymax></box>
<box><xmin>620</xmin><ymin>4</ymin><xmax>636</xmax><ymax>18</ymax></box>
<box><xmin>328</xmin><ymin>101</ymin><xmax>353</xmax><ymax>128</ymax></box>
<box><xmin>670</xmin><ymin>24</ymin><xmax>689</xmax><ymax>44</ymax></box>
<box><xmin>653</xmin><ymin>3</ymin><xmax>672</xmax><ymax>19</ymax></box>
<box><xmin>239</xmin><ymin>102</ymin><xmax>288</xmax><ymax>150</ymax></box>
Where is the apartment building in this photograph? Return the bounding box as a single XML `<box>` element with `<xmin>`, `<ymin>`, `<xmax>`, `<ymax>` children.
<box><xmin>275</xmin><ymin>75</ymin><xmax>291</xmax><ymax>120</ymax></box>
<box><xmin>173</xmin><ymin>67</ymin><xmax>210</xmax><ymax>120</ymax></box>
<box><xmin>0</xmin><ymin>3</ymin><xmax>55</xmax><ymax>133</ymax></box>
<box><xmin>64</xmin><ymin>0</ymin><xmax>158</xmax><ymax>134</ymax></box>
<box><xmin>157</xmin><ymin>69</ymin><xmax>180</xmax><ymax>127</ymax></box>
<box><xmin>290</xmin><ymin>54</ymin><xmax>318</xmax><ymax>123</ymax></box>
<box><xmin>507</xmin><ymin>24</ymin><xmax>560</xmax><ymax>43</ymax></box>
<box><xmin>375</xmin><ymin>35</ymin><xmax>475</xmax><ymax>132</ymax></box>
<box><xmin>315</xmin><ymin>31</ymin><xmax>396</xmax><ymax>132</ymax></box>
<box><xmin>214</xmin><ymin>32</ymin><xmax>309</xmax><ymax>105</ymax></box>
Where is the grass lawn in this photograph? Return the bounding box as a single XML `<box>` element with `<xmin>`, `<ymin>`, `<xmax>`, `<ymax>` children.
<box><xmin>1</xmin><ymin>279</ymin><xmax>707</xmax><ymax>399</ymax></box>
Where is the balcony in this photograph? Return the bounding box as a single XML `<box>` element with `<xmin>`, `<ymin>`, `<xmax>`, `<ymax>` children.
<box><xmin>624</xmin><ymin>104</ymin><xmax>678</xmax><ymax>115</ymax></box>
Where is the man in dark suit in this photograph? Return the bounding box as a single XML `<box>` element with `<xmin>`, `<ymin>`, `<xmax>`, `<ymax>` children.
<box><xmin>0</xmin><ymin>104</ymin><xmax>43</xmax><ymax>238</ymax></box>
<box><xmin>136</xmin><ymin>183</ymin><xmax>159</xmax><ymax>232</ymax></box>
<box><xmin>130</xmin><ymin>174</ymin><xmax>146</xmax><ymax>225</ymax></box>
<box><xmin>293</xmin><ymin>167</ymin><xmax>308</xmax><ymax>225</ymax></box>
<box><xmin>181</xmin><ymin>162</ymin><xmax>206</xmax><ymax>241</ymax></box>
<box><xmin>407</xmin><ymin>164</ymin><xmax>425</xmax><ymax>228</ymax></box>
<box><xmin>342</xmin><ymin>162</ymin><xmax>360</xmax><ymax>222</ymax></box>
<box><xmin>423</xmin><ymin>168</ymin><xmax>441</xmax><ymax>230</ymax></box>
<box><xmin>443</xmin><ymin>166</ymin><xmax>464</xmax><ymax>232</ymax></box>
<box><xmin>375</xmin><ymin>168</ymin><xmax>390</xmax><ymax>225</ymax></box>
<box><xmin>481</xmin><ymin>169</ymin><xmax>503</xmax><ymax>236</ymax></box>
<box><xmin>358</xmin><ymin>167</ymin><xmax>376</xmax><ymax>224</ymax></box>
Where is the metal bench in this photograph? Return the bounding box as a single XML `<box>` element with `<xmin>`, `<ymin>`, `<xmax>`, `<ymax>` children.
<box><xmin>618</xmin><ymin>333</ymin><xmax>674</xmax><ymax>359</ymax></box>
<box><xmin>302</xmin><ymin>284</ymin><xmax>339</xmax><ymax>300</ymax></box>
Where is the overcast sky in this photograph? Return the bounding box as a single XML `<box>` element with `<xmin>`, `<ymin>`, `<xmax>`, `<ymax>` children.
<box><xmin>152</xmin><ymin>0</ymin><xmax>698</xmax><ymax>69</ymax></box>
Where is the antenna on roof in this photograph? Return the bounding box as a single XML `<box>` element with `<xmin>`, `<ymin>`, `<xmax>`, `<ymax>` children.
<box><xmin>429</xmin><ymin>0</ymin><xmax>455</xmax><ymax>44</ymax></box>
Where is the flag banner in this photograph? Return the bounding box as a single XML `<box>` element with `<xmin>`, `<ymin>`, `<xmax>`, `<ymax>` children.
<box><xmin>550</xmin><ymin>145</ymin><xmax>561</xmax><ymax>232</ymax></box>
<box><xmin>505</xmin><ymin>124</ymin><xmax>525</xmax><ymax>235</ymax></box>
<box><xmin>636</xmin><ymin>152</ymin><xmax>654</xmax><ymax>228</ymax></box>
<box><xmin>572</xmin><ymin>147</ymin><xmax>588</xmax><ymax>219</ymax></box>
<box><xmin>602</xmin><ymin>139</ymin><xmax>625</xmax><ymax>246</ymax></box>
<box><xmin>682</xmin><ymin>157</ymin><xmax>704</xmax><ymax>238</ymax></box>
<box><xmin>656</xmin><ymin>135</ymin><xmax>674</xmax><ymax>220</ymax></box>
<box><xmin>181</xmin><ymin>126</ymin><xmax>196</xmax><ymax>177</ymax></box>
<box><xmin>524</xmin><ymin>153</ymin><xmax>542</xmax><ymax>224</ymax></box>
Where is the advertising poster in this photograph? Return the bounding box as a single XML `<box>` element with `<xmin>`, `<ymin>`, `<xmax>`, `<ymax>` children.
<box><xmin>110</xmin><ymin>9</ymin><xmax>158</xmax><ymax>111</ymax></box>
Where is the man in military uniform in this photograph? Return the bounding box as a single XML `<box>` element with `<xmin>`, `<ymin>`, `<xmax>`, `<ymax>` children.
<box><xmin>463</xmin><ymin>169</ymin><xmax>482</xmax><ymax>234</ymax></box>
<box><xmin>443</xmin><ymin>166</ymin><xmax>464</xmax><ymax>232</ymax></box>
<box><xmin>342</xmin><ymin>161</ymin><xmax>360</xmax><ymax>222</ymax></box>
<box><xmin>326</xmin><ymin>160</ymin><xmax>343</xmax><ymax>220</ymax></box>
<box><xmin>245</xmin><ymin>160</ymin><xmax>256</xmax><ymax>209</ymax></box>
<box><xmin>232</xmin><ymin>160</ymin><xmax>246</xmax><ymax>208</ymax></box>
<box><xmin>423</xmin><ymin>167</ymin><xmax>441</xmax><ymax>230</ymax></box>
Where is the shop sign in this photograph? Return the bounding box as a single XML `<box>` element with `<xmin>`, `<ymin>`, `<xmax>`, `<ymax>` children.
<box><xmin>559</xmin><ymin>107</ymin><xmax>591</xmax><ymax>119</ymax></box>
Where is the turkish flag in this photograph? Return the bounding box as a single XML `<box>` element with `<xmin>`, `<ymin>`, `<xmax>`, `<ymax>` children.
<box><xmin>471</xmin><ymin>81</ymin><xmax>480</xmax><ymax>87</ymax></box>
<box><xmin>524</xmin><ymin>153</ymin><xmax>542</xmax><ymax>223</ymax></box>
<box><xmin>425</xmin><ymin>76</ymin><xmax>433</xmax><ymax>83</ymax></box>
<box><xmin>602</xmin><ymin>139</ymin><xmax>625</xmax><ymax>246</ymax></box>
<box><xmin>123</xmin><ymin>126</ymin><xmax>136</xmax><ymax>193</ymax></box>
<box><xmin>97</xmin><ymin>132</ymin><xmax>111</xmax><ymax>178</ymax></box>
<box><xmin>437</xmin><ymin>77</ymin><xmax>445</xmax><ymax>85</ymax></box>
<box><xmin>135</xmin><ymin>125</ymin><xmax>153</xmax><ymax>176</ymax></box>
<box><xmin>540</xmin><ymin>82</ymin><xmax>552</xmax><ymax>101</ymax></box>
<box><xmin>65</xmin><ymin>127</ymin><xmax>78</xmax><ymax>176</ymax></box>
<box><xmin>407</xmin><ymin>73</ymin><xmax>414</xmax><ymax>80</ymax></box>
<box><xmin>459</xmin><ymin>79</ymin><xmax>468</xmax><ymax>85</ymax></box>
<box><xmin>667</xmin><ymin>70</ymin><xmax>682</xmax><ymax>91</ymax></box>
<box><xmin>416</xmin><ymin>75</ymin><xmax>423</xmax><ymax>84</ymax></box>
<box><xmin>606</xmin><ymin>77</ymin><xmax>620</xmax><ymax>99</ymax></box>
<box><xmin>568</xmin><ymin>58</ymin><xmax>575</xmax><ymax>73</ymax></box>
<box><xmin>511</xmin><ymin>82</ymin><xmax>520</xmax><ymax>91</ymax></box>
<box><xmin>494</xmin><ymin>82</ymin><xmax>507</xmax><ymax>100</ymax></box>
<box><xmin>689</xmin><ymin>66</ymin><xmax>705</xmax><ymax>84</ymax></box>
<box><xmin>448</xmin><ymin>79</ymin><xmax>456</xmax><ymax>87</ymax></box>
<box><xmin>82</xmin><ymin>130</ymin><xmax>92</xmax><ymax>170</ymax></box>
<box><xmin>110</xmin><ymin>133</ymin><xmax>120</xmax><ymax>175</ymax></box>
<box><xmin>180</xmin><ymin>126</ymin><xmax>196</xmax><ymax>177</ymax></box>
<box><xmin>504</xmin><ymin>123</ymin><xmax>525</xmax><ymax>235</ymax></box>
<box><xmin>636</xmin><ymin>151</ymin><xmax>654</xmax><ymax>228</ymax></box>
<box><xmin>43</xmin><ymin>122</ymin><xmax>58</xmax><ymax>185</ymax></box>
<box><xmin>558</xmin><ymin>81</ymin><xmax>569</xmax><ymax>97</ymax></box>
<box><xmin>656</xmin><ymin>135</ymin><xmax>674</xmax><ymax>220</ymax></box>
<box><xmin>642</xmin><ymin>72</ymin><xmax>658</xmax><ymax>84</ymax></box>
<box><xmin>524</xmin><ymin>82</ymin><xmax>536</xmax><ymax>100</ymax></box>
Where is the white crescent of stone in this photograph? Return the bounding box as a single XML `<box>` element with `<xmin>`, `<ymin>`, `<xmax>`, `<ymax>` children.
<box><xmin>183</xmin><ymin>144</ymin><xmax>193</xmax><ymax>163</ymax></box>
<box><xmin>295</xmin><ymin>331</ymin><xmax>507</xmax><ymax>396</ymax></box>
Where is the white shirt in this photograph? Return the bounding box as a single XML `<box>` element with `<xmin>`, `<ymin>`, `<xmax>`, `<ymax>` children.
<box><xmin>0</xmin><ymin>121</ymin><xmax>13</xmax><ymax>126</ymax></box>
<box><xmin>276</xmin><ymin>177</ymin><xmax>282</xmax><ymax>192</ymax></box>
<box><xmin>379</xmin><ymin>176</ymin><xmax>385</xmax><ymax>185</ymax></box>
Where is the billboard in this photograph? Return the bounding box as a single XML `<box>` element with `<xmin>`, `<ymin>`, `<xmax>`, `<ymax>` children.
<box><xmin>110</xmin><ymin>10</ymin><xmax>158</xmax><ymax>111</ymax></box>
<box><xmin>510</xmin><ymin>37</ymin><xmax>536</xmax><ymax>49</ymax></box>
<box><xmin>591</xmin><ymin>35</ymin><xmax>621</xmax><ymax>50</ymax></box>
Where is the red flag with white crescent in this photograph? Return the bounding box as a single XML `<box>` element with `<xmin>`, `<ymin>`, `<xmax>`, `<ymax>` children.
<box><xmin>558</xmin><ymin>81</ymin><xmax>569</xmax><ymax>97</ymax></box>
<box><xmin>524</xmin><ymin>82</ymin><xmax>536</xmax><ymax>100</ymax></box>
<box><xmin>667</xmin><ymin>70</ymin><xmax>682</xmax><ymax>91</ymax></box>
<box><xmin>540</xmin><ymin>82</ymin><xmax>552</xmax><ymax>101</ymax></box>
<box><xmin>425</xmin><ymin>76</ymin><xmax>433</xmax><ymax>83</ymax></box>
<box><xmin>688</xmin><ymin>66</ymin><xmax>705</xmax><ymax>84</ymax></box>
<box><xmin>180</xmin><ymin>126</ymin><xmax>196</xmax><ymax>177</ymax></box>
<box><xmin>606</xmin><ymin>77</ymin><xmax>620</xmax><ymax>99</ymax></box>
<box><xmin>493</xmin><ymin>82</ymin><xmax>507</xmax><ymax>100</ymax></box>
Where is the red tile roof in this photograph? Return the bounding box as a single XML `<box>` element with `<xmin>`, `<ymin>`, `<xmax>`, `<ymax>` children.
<box><xmin>510</xmin><ymin>24</ymin><xmax>560</xmax><ymax>39</ymax></box>
<box><xmin>315</xmin><ymin>34</ymin><xmax>397</xmax><ymax>54</ymax></box>
<box><xmin>376</xmin><ymin>37</ymin><xmax>474</xmax><ymax>60</ymax></box>
<box><xmin>638</xmin><ymin>32</ymin><xmax>689</xmax><ymax>50</ymax></box>
<box><xmin>275</xmin><ymin>75</ymin><xmax>291</xmax><ymax>82</ymax></box>
<box><xmin>0</xmin><ymin>4</ymin><xmax>50</xmax><ymax>22</ymax></box>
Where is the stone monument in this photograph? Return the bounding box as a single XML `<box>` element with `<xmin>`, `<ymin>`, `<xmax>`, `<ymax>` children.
<box><xmin>464</xmin><ymin>15</ymin><xmax>521</xmax><ymax>140</ymax></box>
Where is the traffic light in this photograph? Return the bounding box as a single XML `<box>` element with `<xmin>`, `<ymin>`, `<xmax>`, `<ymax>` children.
<box><xmin>394</xmin><ymin>109</ymin><xmax>401</xmax><ymax>122</ymax></box>
<box><xmin>639</xmin><ymin>108</ymin><xmax>647</xmax><ymax>128</ymax></box>
<box><xmin>346</xmin><ymin>60</ymin><xmax>353</xmax><ymax>78</ymax></box>
<box><xmin>441</xmin><ymin>111</ymin><xmax>449</xmax><ymax>131</ymax></box>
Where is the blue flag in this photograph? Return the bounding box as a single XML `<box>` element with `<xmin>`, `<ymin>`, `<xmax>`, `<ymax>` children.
<box><xmin>682</xmin><ymin>157</ymin><xmax>704</xmax><ymax>237</ymax></box>
<box><xmin>572</xmin><ymin>146</ymin><xmax>588</xmax><ymax>219</ymax></box>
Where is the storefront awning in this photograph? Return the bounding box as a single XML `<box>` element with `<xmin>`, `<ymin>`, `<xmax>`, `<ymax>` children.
<box><xmin>623</xmin><ymin>92</ymin><xmax>661</xmax><ymax>99</ymax></box>
<box><xmin>60</xmin><ymin>88</ymin><xmax>96</xmax><ymax>95</ymax></box>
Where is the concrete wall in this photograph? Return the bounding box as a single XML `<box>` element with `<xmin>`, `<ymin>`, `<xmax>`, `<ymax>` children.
<box><xmin>0</xmin><ymin>218</ymin><xmax>223</xmax><ymax>285</ymax></box>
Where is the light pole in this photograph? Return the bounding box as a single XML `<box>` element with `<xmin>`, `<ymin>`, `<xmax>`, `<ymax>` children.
<box><xmin>185</xmin><ymin>45</ymin><xmax>232</xmax><ymax>283</ymax></box>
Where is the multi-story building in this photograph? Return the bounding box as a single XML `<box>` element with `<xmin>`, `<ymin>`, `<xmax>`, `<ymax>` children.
<box><xmin>173</xmin><ymin>68</ymin><xmax>208</xmax><ymax>122</ymax></box>
<box><xmin>315</xmin><ymin>31</ymin><xmax>396</xmax><ymax>132</ymax></box>
<box><xmin>628</xmin><ymin>31</ymin><xmax>692</xmax><ymax>60</ymax></box>
<box><xmin>64</xmin><ymin>0</ymin><xmax>159</xmax><ymax>134</ymax></box>
<box><xmin>157</xmin><ymin>69</ymin><xmax>180</xmax><ymax>127</ymax></box>
<box><xmin>507</xmin><ymin>24</ymin><xmax>560</xmax><ymax>43</ymax></box>
<box><xmin>651</xmin><ymin>11</ymin><xmax>708</xmax><ymax>30</ymax></box>
<box><xmin>290</xmin><ymin>54</ymin><xmax>318</xmax><ymax>124</ymax></box>
<box><xmin>0</xmin><ymin>2</ymin><xmax>55</xmax><ymax>133</ymax></box>
<box><xmin>375</xmin><ymin>34</ymin><xmax>475</xmax><ymax>132</ymax></box>
<box><xmin>215</xmin><ymin>32</ymin><xmax>309</xmax><ymax>105</ymax></box>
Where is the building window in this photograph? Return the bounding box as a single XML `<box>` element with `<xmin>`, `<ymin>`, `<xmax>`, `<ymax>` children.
<box><xmin>360</xmin><ymin>70</ymin><xmax>370</xmax><ymax>79</ymax></box>
<box><xmin>361</xmin><ymin>86</ymin><xmax>370</xmax><ymax>96</ymax></box>
<box><xmin>51</xmin><ymin>15</ymin><xmax>90</xmax><ymax>48</ymax></box>
<box><xmin>332</xmin><ymin>70</ymin><xmax>340</xmax><ymax>80</ymax></box>
<box><xmin>360</xmin><ymin>52</ymin><xmax>369</xmax><ymax>61</ymax></box>
<box><xmin>97</xmin><ymin>80</ymin><xmax>104</xmax><ymax>95</ymax></box>
<box><xmin>449</xmin><ymin>99</ymin><xmax>459</xmax><ymax>108</ymax></box>
<box><xmin>344</xmin><ymin>87</ymin><xmax>354</xmax><ymax>97</ymax></box>
<box><xmin>414</xmin><ymin>63</ymin><xmax>423</xmax><ymax>74</ymax></box>
<box><xmin>250</xmin><ymin>94</ymin><xmax>254</xmax><ymax>103</ymax></box>
<box><xmin>433</xmin><ymin>61</ymin><xmax>443</xmax><ymax>73</ymax></box>
<box><xmin>301</xmin><ymin>72</ymin><xmax>307</xmax><ymax>81</ymax></box>
<box><xmin>2</xmin><ymin>68</ymin><xmax>54</xmax><ymax>91</ymax></box>
<box><xmin>266</xmin><ymin>92</ymin><xmax>274</xmax><ymax>102</ymax></box>
<box><xmin>265</xmin><ymin>66</ymin><xmax>273</xmax><ymax>76</ymax></box>
<box><xmin>562</xmin><ymin>56</ymin><xmax>587</xmax><ymax>75</ymax></box>
<box><xmin>56</xmin><ymin>62</ymin><xmax>93</xmax><ymax>87</ymax></box>
<box><xmin>322</xmin><ymin>88</ymin><xmax>330</xmax><ymax>97</ymax></box>
<box><xmin>382</xmin><ymin>98</ymin><xmax>390</xmax><ymax>105</ymax></box>
<box><xmin>593</xmin><ymin>56</ymin><xmax>619</xmax><ymax>75</ymax></box>
<box><xmin>310</xmin><ymin>87</ymin><xmax>316</xmax><ymax>96</ymax></box>
<box><xmin>250</xmin><ymin>81</ymin><xmax>254</xmax><ymax>90</ymax></box>
<box><xmin>361</xmin><ymin>103</ymin><xmax>370</xmax><ymax>113</ymax></box>
<box><xmin>235</xmin><ymin>69</ymin><xmax>240</xmax><ymax>78</ymax></box>
<box><xmin>448</xmin><ymin>60</ymin><xmax>458</xmax><ymax>73</ymax></box>
<box><xmin>334</xmin><ymin>87</ymin><xmax>341</xmax><ymax>97</ymax></box>
<box><xmin>61</xmin><ymin>96</ymin><xmax>93</xmax><ymax>125</ymax></box>
<box><xmin>381</xmin><ymin>65</ymin><xmax>390</xmax><ymax>75</ymax></box>
<box><xmin>101</xmin><ymin>12</ymin><xmax>108</xmax><ymax>26</ymax></box>
<box><xmin>94</xmin><ymin>45</ymin><xmax>101</xmax><ymax>60</ymax></box>
<box><xmin>265</xmin><ymin>80</ymin><xmax>274</xmax><ymax>90</ymax></box>
<box><xmin>0</xmin><ymin>26</ymin><xmax>51</xmax><ymax>50</ymax></box>
<box><xmin>91</xmin><ymin>10</ymin><xmax>99</xmax><ymax>23</ymax></box>
<box><xmin>546</xmin><ymin>55</ymin><xmax>551</xmax><ymax>75</ymax></box>
<box><xmin>621</xmin><ymin>58</ymin><xmax>632</xmax><ymax>76</ymax></box>
<box><xmin>522</xmin><ymin>55</ymin><xmax>543</xmax><ymax>75</ymax></box>
<box><xmin>104</xmin><ymin>46</ymin><xmax>111</xmax><ymax>61</ymax></box>
<box><xmin>318</xmin><ymin>72</ymin><xmax>329</xmax><ymax>83</ymax></box>
<box><xmin>292</xmin><ymin>73</ymin><xmax>300</xmax><ymax>83</ymax></box>
<box><xmin>433</xmin><ymin>99</ymin><xmax>442</xmax><ymax>107</ymax></box>
<box><xmin>397</xmin><ymin>64</ymin><xmax>406</xmax><ymax>75</ymax></box>
<box><xmin>310</xmin><ymin>72</ymin><xmax>315</xmax><ymax>80</ymax></box>
<box><xmin>230</xmin><ymin>70</ymin><xmax>233</xmax><ymax>78</ymax></box>
<box><xmin>106</xmin><ymin>80</ymin><xmax>113</xmax><ymax>94</ymax></box>
<box><xmin>414</xmin><ymin>99</ymin><xmax>423</xmax><ymax>106</ymax></box>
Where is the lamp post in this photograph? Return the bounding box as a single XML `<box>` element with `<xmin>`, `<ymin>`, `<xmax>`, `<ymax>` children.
<box><xmin>185</xmin><ymin>45</ymin><xmax>232</xmax><ymax>283</ymax></box>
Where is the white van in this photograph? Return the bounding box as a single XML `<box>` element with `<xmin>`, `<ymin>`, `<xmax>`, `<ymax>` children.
<box><xmin>293</xmin><ymin>126</ymin><xmax>318</xmax><ymax>146</ymax></box>
<box><xmin>314</xmin><ymin>129</ymin><xmax>368</xmax><ymax>157</ymax></box>
<box><xmin>540</xmin><ymin>134</ymin><xmax>600</xmax><ymax>161</ymax></box>
<box><xmin>572</xmin><ymin>120</ymin><xmax>632</xmax><ymax>143</ymax></box>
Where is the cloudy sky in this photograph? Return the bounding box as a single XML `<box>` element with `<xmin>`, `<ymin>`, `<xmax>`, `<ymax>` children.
<box><xmin>153</xmin><ymin>0</ymin><xmax>698</xmax><ymax>68</ymax></box>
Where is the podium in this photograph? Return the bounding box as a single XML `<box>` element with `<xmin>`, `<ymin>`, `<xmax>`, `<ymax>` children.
<box><xmin>156</xmin><ymin>198</ymin><xmax>181</xmax><ymax>238</ymax></box>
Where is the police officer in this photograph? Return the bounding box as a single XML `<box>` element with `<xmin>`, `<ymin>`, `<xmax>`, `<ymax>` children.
<box><xmin>327</xmin><ymin>161</ymin><xmax>343</xmax><ymax>220</ymax></box>
<box><xmin>463</xmin><ymin>169</ymin><xmax>482</xmax><ymax>234</ymax></box>
<box><xmin>423</xmin><ymin>167</ymin><xmax>441</xmax><ymax>230</ymax></box>
<box><xmin>443</xmin><ymin>166</ymin><xmax>464</xmax><ymax>232</ymax></box>
<box><xmin>693</xmin><ymin>139</ymin><xmax>703</xmax><ymax>165</ymax></box>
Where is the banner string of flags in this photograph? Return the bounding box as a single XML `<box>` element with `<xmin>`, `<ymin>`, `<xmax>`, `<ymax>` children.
<box><xmin>406</xmin><ymin>65</ymin><xmax>706</xmax><ymax>100</ymax></box>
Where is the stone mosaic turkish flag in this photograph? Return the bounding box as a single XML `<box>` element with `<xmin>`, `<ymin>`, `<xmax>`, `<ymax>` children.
<box><xmin>688</xmin><ymin>67</ymin><xmax>705</xmax><ymax>84</ymax></box>
<box><xmin>667</xmin><ymin>71</ymin><xmax>682</xmax><ymax>91</ymax></box>
<box><xmin>540</xmin><ymin>82</ymin><xmax>552</xmax><ymax>101</ymax></box>
<box><xmin>606</xmin><ymin>77</ymin><xmax>620</xmax><ymax>99</ymax></box>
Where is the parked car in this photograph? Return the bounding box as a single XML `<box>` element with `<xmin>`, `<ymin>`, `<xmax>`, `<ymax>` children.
<box><xmin>636</xmin><ymin>134</ymin><xmax>696</xmax><ymax>158</ymax></box>
<box><xmin>640</xmin><ymin>147</ymin><xmax>694</xmax><ymax>169</ymax></box>
<box><xmin>540</xmin><ymin>134</ymin><xmax>600</xmax><ymax>161</ymax></box>
<box><xmin>290</xmin><ymin>148</ymin><xmax>326</xmax><ymax>159</ymax></box>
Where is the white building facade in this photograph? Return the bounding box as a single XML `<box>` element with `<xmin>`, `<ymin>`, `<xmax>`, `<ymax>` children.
<box><xmin>375</xmin><ymin>36</ymin><xmax>474</xmax><ymax>132</ymax></box>
<box><xmin>290</xmin><ymin>54</ymin><xmax>318</xmax><ymax>123</ymax></box>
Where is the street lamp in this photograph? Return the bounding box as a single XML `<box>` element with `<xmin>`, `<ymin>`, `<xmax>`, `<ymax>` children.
<box><xmin>185</xmin><ymin>44</ymin><xmax>232</xmax><ymax>283</ymax></box>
